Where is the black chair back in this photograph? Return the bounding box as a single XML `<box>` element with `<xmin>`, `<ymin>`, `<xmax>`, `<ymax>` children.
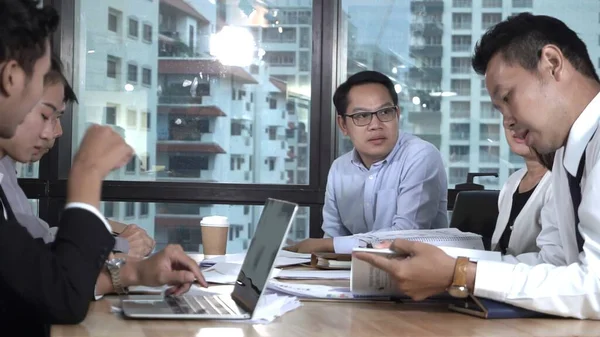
<box><xmin>449</xmin><ymin>190</ymin><xmax>500</xmax><ymax>250</ymax></box>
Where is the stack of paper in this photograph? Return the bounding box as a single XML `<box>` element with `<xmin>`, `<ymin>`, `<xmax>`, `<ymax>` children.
<box><xmin>267</xmin><ymin>280</ymin><xmax>390</xmax><ymax>301</ymax></box>
<box><xmin>201</xmin><ymin>250</ymin><xmax>311</xmax><ymax>268</ymax></box>
<box><xmin>201</xmin><ymin>262</ymin><xmax>350</xmax><ymax>284</ymax></box>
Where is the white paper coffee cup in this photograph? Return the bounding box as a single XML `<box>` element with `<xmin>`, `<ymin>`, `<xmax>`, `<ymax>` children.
<box><xmin>201</xmin><ymin>216</ymin><xmax>229</xmax><ymax>257</ymax></box>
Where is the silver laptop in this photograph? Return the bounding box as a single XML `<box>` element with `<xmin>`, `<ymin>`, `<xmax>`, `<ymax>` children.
<box><xmin>121</xmin><ymin>198</ymin><xmax>298</xmax><ymax>320</ymax></box>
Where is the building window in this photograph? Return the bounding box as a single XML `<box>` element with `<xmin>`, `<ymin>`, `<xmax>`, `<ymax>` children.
<box><xmin>143</xmin><ymin>23</ymin><xmax>152</xmax><ymax>43</ymax></box>
<box><xmin>128</xmin><ymin>17</ymin><xmax>139</xmax><ymax>38</ymax></box>
<box><xmin>105</xmin><ymin>106</ymin><xmax>117</xmax><ymax>125</ymax></box>
<box><xmin>141</xmin><ymin>111</ymin><xmax>150</xmax><ymax>129</ymax></box>
<box><xmin>451</xmin><ymin>57</ymin><xmax>471</xmax><ymax>74</ymax></box>
<box><xmin>482</xmin><ymin>13</ymin><xmax>502</xmax><ymax>30</ymax></box>
<box><xmin>127</xmin><ymin>63</ymin><xmax>138</xmax><ymax>83</ymax></box>
<box><xmin>482</xmin><ymin>0</ymin><xmax>502</xmax><ymax>8</ymax></box>
<box><xmin>126</xmin><ymin>157</ymin><xmax>136</xmax><ymax>173</ymax></box>
<box><xmin>452</xmin><ymin>13</ymin><xmax>472</xmax><ymax>30</ymax></box>
<box><xmin>268</xmin><ymin>126</ymin><xmax>278</xmax><ymax>140</ymax></box>
<box><xmin>512</xmin><ymin>0</ymin><xmax>532</xmax><ymax>7</ymax></box>
<box><xmin>108</xmin><ymin>8</ymin><xmax>120</xmax><ymax>33</ymax></box>
<box><xmin>106</xmin><ymin>55</ymin><xmax>119</xmax><ymax>79</ymax></box>
<box><xmin>140</xmin><ymin>202</ymin><xmax>149</xmax><ymax>216</ymax></box>
<box><xmin>104</xmin><ymin>202</ymin><xmax>115</xmax><ymax>218</ymax></box>
<box><xmin>125</xmin><ymin>202</ymin><xmax>135</xmax><ymax>217</ymax></box>
<box><xmin>142</xmin><ymin>67</ymin><xmax>152</xmax><ymax>86</ymax></box>
<box><xmin>451</xmin><ymin>79</ymin><xmax>471</xmax><ymax>96</ymax></box>
<box><xmin>264</xmin><ymin>51</ymin><xmax>296</xmax><ymax>67</ymax></box>
<box><xmin>452</xmin><ymin>0</ymin><xmax>472</xmax><ymax>7</ymax></box>
<box><xmin>267</xmin><ymin>158</ymin><xmax>276</xmax><ymax>171</ymax></box>
<box><xmin>451</xmin><ymin>35</ymin><xmax>471</xmax><ymax>52</ymax></box>
<box><xmin>127</xmin><ymin>109</ymin><xmax>137</xmax><ymax>127</ymax></box>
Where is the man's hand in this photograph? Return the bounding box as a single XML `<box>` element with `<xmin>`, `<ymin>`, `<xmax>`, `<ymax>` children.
<box><xmin>126</xmin><ymin>245</ymin><xmax>207</xmax><ymax>296</ymax></box>
<box><xmin>67</xmin><ymin>124</ymin><xmax>133</xmax><ymax>208</ymax></box>
<box><xmin>353</xmin><ymin>239</ymin><xmax>457</xmax><ymax>301</ymax></box>
<box><xmin>119</xmin><ymin>224</ymin><xmax>155</xmax><ymax>258</ymax></box>
<box><xmin>283</xmin><ymin>238</ymin><xmax>334</xmax><ymax>253</ymax></box>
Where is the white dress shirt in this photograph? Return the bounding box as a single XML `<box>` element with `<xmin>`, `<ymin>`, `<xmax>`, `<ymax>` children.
<box><xmin>474</xmin><ymin>92</ymin><xmax>600</xmax><ymax>319</ymax></box>
<box><xmin>491</xmin><ymin>169</ymin><xmax>552</xmax><ymax>256</ymax></box>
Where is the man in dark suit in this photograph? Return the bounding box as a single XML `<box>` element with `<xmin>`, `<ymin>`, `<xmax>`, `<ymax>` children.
<box><xmin>0</xmin><ymin>1</ymin><xmax>207</xmax><ymax>336</ymax></box>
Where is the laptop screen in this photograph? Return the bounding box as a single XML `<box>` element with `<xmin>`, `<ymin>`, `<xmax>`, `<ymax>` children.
<box><xmin>231</xmin><ymin>198</ymin><xmax>298</xmax><ymax>314</ymax></box>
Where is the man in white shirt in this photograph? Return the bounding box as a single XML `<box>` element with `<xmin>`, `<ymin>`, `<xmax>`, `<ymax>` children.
<box><xmin>355</xmin><ymin>12</ymin><xmax>600</xmax><ymax>319</ymax></box>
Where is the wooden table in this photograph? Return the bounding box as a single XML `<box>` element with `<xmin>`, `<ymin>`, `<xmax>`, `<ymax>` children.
<box><xmin>51</xmin><ymin>295</ymin><xmax>600</xmax><ymax>337</ymax></box>
<box><xmin>51</xmin><ymin>254</ymin><xmax>600</xmax><ymax>337</ymax></box>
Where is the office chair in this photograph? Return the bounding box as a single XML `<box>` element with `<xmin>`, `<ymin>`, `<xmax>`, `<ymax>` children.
<box><xmin>449</xmin><ymin>190</ymin><xmax>500</xmax><ymax>250</ymax></box>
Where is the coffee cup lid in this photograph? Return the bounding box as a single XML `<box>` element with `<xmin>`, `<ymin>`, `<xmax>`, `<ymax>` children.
<box><xmin>201</xmin><ymin>215</ymin><xmax>229</xmax><ymax>227</ymax></box>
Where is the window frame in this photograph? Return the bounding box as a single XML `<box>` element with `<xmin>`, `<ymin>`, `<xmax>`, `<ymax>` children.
<box><xmin>28</xmin><ymin>0</ymin><xmax>463</xmax><ymax>239</ymax></box>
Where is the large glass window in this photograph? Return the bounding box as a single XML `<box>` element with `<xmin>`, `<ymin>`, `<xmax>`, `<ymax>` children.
<box><xmin>73</xmin><ymin>0</ymin><xmax>312</xmax><ymax>185</ymax></box>
<box><xmin>100</xmin><ymin>201</ymin><xmax>309</xmax><ymax>253</ymax></box>
<box><xmin>337</xmin><ymin>0</ymin><xmax>599</xmax><ymax>189</ymax></box>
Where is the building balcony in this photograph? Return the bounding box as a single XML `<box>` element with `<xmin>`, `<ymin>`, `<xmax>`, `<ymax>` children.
<box><xmin>408</xmin><ymin>66</ymin><xmax>442</xmax><ymax>81</ymax></box>
<box><xmin>156</xmin><ymin>142</ymin><xmax>225</xmax><ymax>154</ymax></box>
<box><xmin>410</xmin><ymin>0</ymin><xmax>444</xmax><ymax>13</ymax></box>
<box><xmin>410</xmin><ymin>21</ymin><xmax>443</xmax><ymax>36</ymax></box>
<box><xmin>156</xmin><ymin>169</ymin><xmax>215</xmax><ymax>181</ymax></box>
<box><xmin>159</xmin><ymin>59</ymin><xmax>257</xmax><ymax>85</ymax></box>
<box><xmin>157</xmin><ymin>105</ymin><xmax>226</xmax><ymax>117</ymax></box>
<box><xmin>409</xmin><ymin>44</ymin><xmax>443</xmax><ymax>57</ymax></box>
<box><xmin>407</xmin><ymin>110</ymin><xmax>442</xmax><ymax>124</ymax></box>
<box><xmin>158</xmin><ymin>95</ymin><xmax>204</xmax><ymax>105</ymax></box>
<box><xmin>158</xmin><ymin>133</ymin><xmax>216</xmax><ymax>143</ymax></box>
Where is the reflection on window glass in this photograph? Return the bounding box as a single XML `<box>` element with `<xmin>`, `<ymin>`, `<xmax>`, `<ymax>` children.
<box><xmin>101</xmin><ymin>201</ymin><xmax>309</xmax><ymax>253</ymax></box>
<box><xmin>74</xmin><ymin>0</ymin><xmax>312</xmax><ymax>185</ymax></box>
<box><xmin>337</xmin><ymin>0</ymin><xmax>595</xmax><ymax>189</ymax></box>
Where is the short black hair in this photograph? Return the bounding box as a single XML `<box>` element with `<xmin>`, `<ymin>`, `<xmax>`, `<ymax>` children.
<box><xmin>472</xmin><ymin>12</ymin><xmax>599</xmax><ymax>82</ymax></box>
<box><xmin>0</xmin><ymin>0</ymin><xmax>59</xmax><ymax>76</ymax></box>
<box><xmin>45</xmin><ymin>54</ymin><xmax>78</xmax><ymax>104</ymax></box>
<box><xmin>333</xmin><ymin>70</ymin><xmax>398</xmax><ymax>116</ymax></box>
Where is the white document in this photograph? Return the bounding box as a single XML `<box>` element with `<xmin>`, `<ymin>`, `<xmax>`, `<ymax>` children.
<box><xmin>350</xmin><ymin>247</ymin><xmax>501</xmax><ymax>296</ymax></box>
<box><xmin>202</xmin><ymin>262</ymin><xmax>282</xmax><ymax>284</ymax></box>
<box><xmin>267</xmin><ymin>280</ymin><xmax>390</xmax><ymax>300</ymax></box>
<box><xmin>275</xmin><ymin>269</ymin><xmax>350</xmax><ymax>280</ymax></box>
<box><xmin>201</xmin><ymin>251</ymin><xmax>310</xmax><ymax>268</ymax></box>
<box><xmin>353</xmin><ymin>228</ymin><xmax>486</xmax><ymax>250</ymax></box>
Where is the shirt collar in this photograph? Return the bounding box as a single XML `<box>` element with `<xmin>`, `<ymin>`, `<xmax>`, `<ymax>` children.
<box><xmin>350</xmin><ymin>133</ymin><xmax>403</xmax><ymax>169</ymax></box>
<box><xmin>563</xmin><ymin>92</ymin><xmax>600</xmax><ymax>176</ymax></box>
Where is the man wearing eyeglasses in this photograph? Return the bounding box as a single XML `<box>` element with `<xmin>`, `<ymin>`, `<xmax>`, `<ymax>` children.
<box><xmin>286</xmin><ymin>70</ymin><xmax>448</xmax><ymax>254</ymax></box>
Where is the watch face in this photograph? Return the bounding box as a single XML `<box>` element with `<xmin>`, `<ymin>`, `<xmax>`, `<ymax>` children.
<box><xmin>107</xmin><ymin>258</ymin><xmax>126</xmax><ymax>267</ymax></box>
<box><xmin>448</xmin><ymin>285</ymin><xmax>469</xmax><ymax>298</ymax></box>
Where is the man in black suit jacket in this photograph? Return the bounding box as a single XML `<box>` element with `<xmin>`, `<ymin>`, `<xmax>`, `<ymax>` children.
<box><xmin>0</xmin><ymin>1</ymin><xmax>207</xmax><ymax>336</ymax></box>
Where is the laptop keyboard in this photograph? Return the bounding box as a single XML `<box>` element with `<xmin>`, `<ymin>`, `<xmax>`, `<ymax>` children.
<box><xmin>165</xmin><ymin>295</ymin><xmax>240</xmax><ymax>316</ymax></box>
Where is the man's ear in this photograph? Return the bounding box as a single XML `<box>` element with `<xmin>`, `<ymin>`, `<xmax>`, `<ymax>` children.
<box><xmin>337</xmin><ymin>114</ymin><xmax>349</xmax><ymax>136</ymax></box>
<box><xmin>0</xmin><ymin>60</ymin><xmax>25</xmax><ymax>97</ymax></box>
<box><xmin>539</xmin><ymin>44</ymin><xmax>564</xmax><ymax>81</ymax></box>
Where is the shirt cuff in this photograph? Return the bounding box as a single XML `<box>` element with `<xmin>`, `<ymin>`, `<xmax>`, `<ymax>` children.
<box><xmin>94</xmin><ymin>284</ymin><xmax>104</xmax><ymax>301</ymax></box>
<box><xmin>333</xmin><ymin>236</ymin><xmax>362</xmax><ymax>254</ymax></box>
<box><xmin>64</xmin><ymin>202</ymin><xmax>112</xmax><ymax>233</ymax></box>
<box><xmin>473</xmin><ymin>260</ymin><xmax>517</xmax><ymax>302</ymax></box>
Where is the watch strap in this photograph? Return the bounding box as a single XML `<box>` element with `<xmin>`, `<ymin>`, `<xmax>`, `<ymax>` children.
<box><xmin>452</xmin><ymin>256</ymin><xmax>470</xmax><ymax>287</ymax></box>
<box><xmin>107</xmin><ymin>259</ymin><xmax>129</xmax><ymax>295</ymax></box>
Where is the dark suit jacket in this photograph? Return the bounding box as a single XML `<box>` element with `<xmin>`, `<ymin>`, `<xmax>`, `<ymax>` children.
<box><xmin>0</xmin><ymin>187</ymin><xmax>115</xmax><ymax>337</ymax></box>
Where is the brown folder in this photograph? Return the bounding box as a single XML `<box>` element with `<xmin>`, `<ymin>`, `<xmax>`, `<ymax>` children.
<box><xmin>310</xmin><ymin>252</ymin><xmax>352</xmax><ymax>270</ymax></box>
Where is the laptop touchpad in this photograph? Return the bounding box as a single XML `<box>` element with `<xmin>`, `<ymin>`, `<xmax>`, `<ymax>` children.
<box><xmin>124</xmin><ymin>300</ymin><xmax>177</xmax><ymax>315</ymax></box>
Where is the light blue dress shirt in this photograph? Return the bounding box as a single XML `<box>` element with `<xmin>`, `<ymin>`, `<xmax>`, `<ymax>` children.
<box><xmin>322</xmin><ymin>132</ymin><xmax>449</xmax><ymax>253</ymax></box>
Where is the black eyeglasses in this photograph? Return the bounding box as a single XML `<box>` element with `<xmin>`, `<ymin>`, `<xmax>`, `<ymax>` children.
<box><xmin>345</xmin><ymin>106</ymin><xmax>398</xmax><ymax>126</ymax></box>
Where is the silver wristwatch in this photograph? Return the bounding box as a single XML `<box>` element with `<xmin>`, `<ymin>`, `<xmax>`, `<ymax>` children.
<box><xmin>106</xmin><ymin>258</ymin><xmax>129</xmax><ymax>295</ymax></box>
